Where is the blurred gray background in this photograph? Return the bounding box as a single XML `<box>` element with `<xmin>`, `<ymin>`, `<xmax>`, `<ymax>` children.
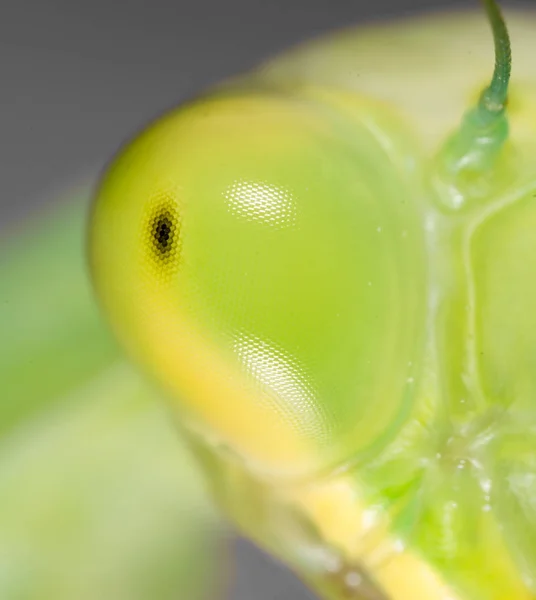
<box><xmin>0</xmin><ymin>0</ymin><xmax>475</xmax><ymax>598</ymax></box>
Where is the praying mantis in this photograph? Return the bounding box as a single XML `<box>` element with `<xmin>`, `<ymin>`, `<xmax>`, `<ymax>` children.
<box><xmin>4</xmin><ymin>1</ymin><xmax>536</xmax><ymax>599</ymax></box>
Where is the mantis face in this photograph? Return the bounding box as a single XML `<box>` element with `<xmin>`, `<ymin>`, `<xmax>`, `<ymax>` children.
<box><xmin>90</xmin><ymin>5</ymin><xmax>536</xmax><ymax>600</ymax></box>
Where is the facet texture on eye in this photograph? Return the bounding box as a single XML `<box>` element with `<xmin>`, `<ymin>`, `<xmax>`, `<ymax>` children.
<box><xmin>224</xmin><ymin>179</ymin><xmax>298</xmax><ymax>230</ymax></box>
<box><xmin>232</xmin><ymin>331</ymin><xmax>329</xmax><ymax>443</ymax></box>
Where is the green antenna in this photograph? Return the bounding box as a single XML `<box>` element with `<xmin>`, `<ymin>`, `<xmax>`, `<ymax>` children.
<box><xmin>476</xmin><ymin>0</ymin><xmax>511</xmax><ymax>122</ymax></box>
<box><xmin>435</xmin><ymin>0</ymin><xmax>512</xmax><ymax>210</ymax></box>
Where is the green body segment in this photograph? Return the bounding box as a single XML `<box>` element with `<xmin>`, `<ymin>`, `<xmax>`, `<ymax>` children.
<box><xmin>0</xmin><ymin>197</ymin><xmax>223</xmax><ymax>600</ymax></box>
<box><xmin>474</xmin><ymin>192</ymin><xmax>536</xmax><ymax>410</ymax></box>
<box><xmin>89</xmin><ymin>8</ymin><xmax>536</xmax><ymax>600</ymax></box>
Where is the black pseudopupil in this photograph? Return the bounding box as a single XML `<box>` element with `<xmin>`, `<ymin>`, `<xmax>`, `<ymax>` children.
<box><xmin>146</xmin><ymin>200</ymin><xmax>181</xmax><ymax>275</ymax></box>
<box><xmin>155</xmin><ymin>214</ymin><xmax>173</xmax><ymax>253</ymax></box>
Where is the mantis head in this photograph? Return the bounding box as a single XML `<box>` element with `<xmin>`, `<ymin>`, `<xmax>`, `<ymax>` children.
<box><xmin>89</xmin><ymin>2</ymin><xmax>536</xmax><ymax>598</ymax></box>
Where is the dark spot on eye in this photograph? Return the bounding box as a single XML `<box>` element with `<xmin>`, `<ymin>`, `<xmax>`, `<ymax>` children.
<box><xmin>153</xmin><ymin>212</ymin><xmax>174</xmax><ymax>255</ymax></box>
<box><xmin>141</xmin><ymin>193</ymin><xmax>182</xmax><ymax>282</ymax></box>
<box><xmin>149</xmin><ymin>206</ymin><xmax>180</xmax><ymax>264</ymax></box>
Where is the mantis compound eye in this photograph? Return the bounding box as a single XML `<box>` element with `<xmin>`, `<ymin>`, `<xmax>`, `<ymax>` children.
<box><xmin>89</xmin><ymin>91</ymin><xmax>426</xmax><ymax>478</ymax></box>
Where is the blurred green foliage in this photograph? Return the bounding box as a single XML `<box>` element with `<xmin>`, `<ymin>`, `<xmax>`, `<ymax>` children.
<box><xmin>0</xmin><ymin>190</ymin><xmax>225</xmax><ymax>600</ymax></box>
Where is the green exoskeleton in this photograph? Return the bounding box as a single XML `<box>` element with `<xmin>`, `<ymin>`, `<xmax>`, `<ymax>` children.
<box><xmin>89</xmin><ymin>1</ymin><xmax>536</xmax><ymax>599</ymax></box>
